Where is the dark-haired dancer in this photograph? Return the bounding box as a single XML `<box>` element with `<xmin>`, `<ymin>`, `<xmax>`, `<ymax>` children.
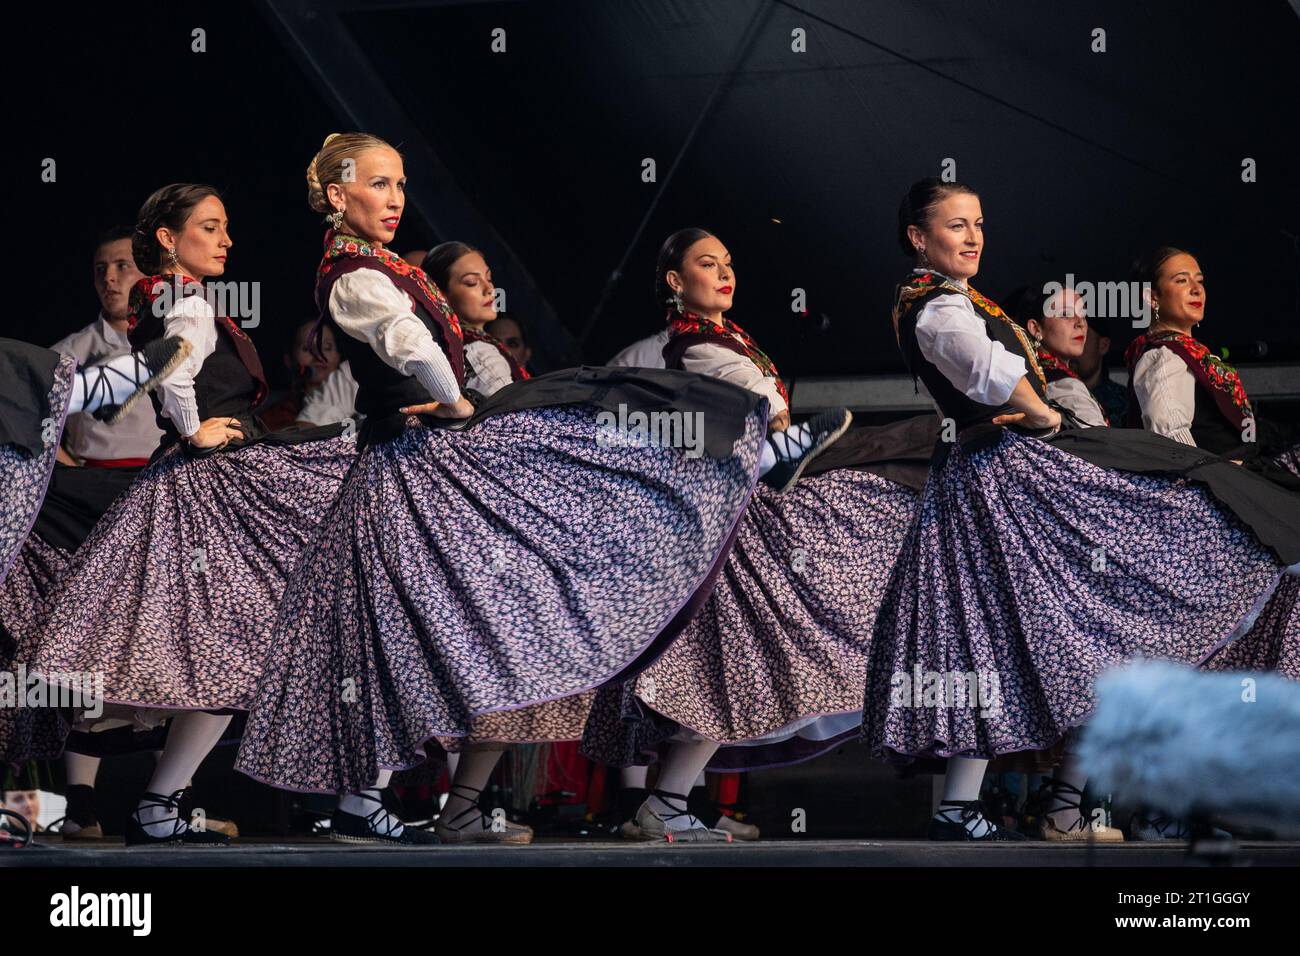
<box><xmin>580</xmin><ymin>228</ymin><xmax>938</xmax><ymax>842</ymax></box>
<box><xmin>1126</xmin><ymin>247</ymin><xmax>1300</xmax><ymax>484</ymax></box>
<box><xmin>423</xmin><ymin>242</ymin><xmax>529</xmax><ymax>396</ymax></box>
<box><xmin>234</xmin><ymin>133</ymin><xmax>768</xmax><ymax>847</ymax></box>
<box><xmin>27</xmin><ymin>184</ymin><xmax>357</xmax><ymax>845</ymax></box>
<box><xmin>1024</xmin><ymin>281</ymin><xmax>1299</xmax><ymax>838</ymax></box>
<box><xmin>863</xmin><ymin>178</ymin><xmax>1300</xmax><ymax>842</ymax></box>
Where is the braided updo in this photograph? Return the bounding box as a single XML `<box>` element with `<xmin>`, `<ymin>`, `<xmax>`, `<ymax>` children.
<box><xmin>131</xmin><ymin>183</ymin><xmax>222</xmax><ymax>273</ymax></box>
<box><xmin>306</xmin><ymin>132</ymin><xmax>399</xmax><ymax>217</ymax></box>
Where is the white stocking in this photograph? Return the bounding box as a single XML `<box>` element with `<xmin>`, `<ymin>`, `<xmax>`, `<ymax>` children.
<box><xmin>936</xmin><ymin>756</ymin><xmax>995</xmax><ymax>838</ymax></box>
<box><xmin>136</xmin><ymin>712</ymin><xmax>231</xmax><ymax>836</ymax></box>
<box><xmin>441</xmin><ymin>745</ymin><xmax>506</xmax><ymax>830</ymax></box>
<box><xmin>645</xmin><ymin>738</ymin><xmax>720</xmax><ymax>832</ymax></box>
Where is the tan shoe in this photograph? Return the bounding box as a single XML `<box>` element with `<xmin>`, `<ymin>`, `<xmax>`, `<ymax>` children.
<box><xmin>60</xmin><ymin>821</ymin><xmax>105</xmax><ymax>840</ymax></box>
<box><xmin>714</xmin><ymin>813</ymin><xmax>760</xmax><ymax>841</ymax></box>
<box><xmin>1038</xmin><ymin>812</ymin><xmax>1125</xmax><ymax>843</ymax></box>
<box><xmin>434</xmin><ymin>813</ymin><xmax>534</xmax><ymax>844</ymax></box>
<box><xmin>197</xmin><ymin>817</ymin><xmax>240</xmax><ymax>839</ymax></box>
<box><xmin>435</xmin><ymin>784</ymin><xmax>533</xmax><ymax>844</ymax></box>
<box><xmin>634</xmin><ymin>791</ymin><xmax>733</xmax><ymax>844</ymax></box>
<box><xmin>1033</xmin><ymin>778</ymin><xmax>1124</xmax><ymax>843</ymax></box>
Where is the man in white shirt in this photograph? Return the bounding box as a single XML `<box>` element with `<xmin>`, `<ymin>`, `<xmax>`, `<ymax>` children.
<box><xmin>50</xmin><ymin>227</ymin><xmax>164</xmax><ymax>466</ymax></box>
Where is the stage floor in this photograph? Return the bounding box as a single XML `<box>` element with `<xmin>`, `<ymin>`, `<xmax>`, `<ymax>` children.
<box><xmin>4</xmin><ymin>835</ymin><xmax>1298</xmax><ymax>867</ymax></box>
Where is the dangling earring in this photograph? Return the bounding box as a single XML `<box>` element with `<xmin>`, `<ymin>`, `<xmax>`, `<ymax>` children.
<box><xmin>917</xmin><ymin>246</ymin><xmax>930</xmax><ymax>268</ymax></box>
<box><xmin>167</xmin><ymin>246</ymin><xmax>179</xmax><ymax>267</ymax></box>
<box><xmin>328</xmin><ymin>208</ymin><xmax>345</xmax><ymax>229</ymax></box>
<box><xmin>671</xmin><ymin>288</ymin><xmax>685</xmax><ymax>314</ymax></box>
<box><xmin>1151</xmin><ymin>301</ymin><xmax>1160</xmax><ymax>326</ymax></box>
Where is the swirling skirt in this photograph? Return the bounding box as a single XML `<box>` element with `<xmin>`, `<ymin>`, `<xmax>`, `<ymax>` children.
<box><xmin>0</xmin><ymin>352</ymin><xmax>73</xmax><ymax>586</ymax></box>
<box><xmin>580</xmin><ymin>469</ymin><xmax>919</xmax><ymax>770</ymax></box>
<box><xmin>29</xmin><ymin>436</ymin><xmax>358</xmax><ymax>713</ymax></box>
<box><xmin>235</xmin><ymin>402</ymin><xmax>765</xmax><ymax>792</ymax></box>
<box><xmin>862</xmin><ymin>428</ymin><xmax>1293</xmax><ymax>761</ymax></box>
<box><xmin>1</xmin><ymin>534</ymin><xmax>73</xmax><ymax>765</ymax></box>
<box><xmin>1204</xmin><ymin>574</ymin><xmax>1300</xmax><ymax>679</ymax></box>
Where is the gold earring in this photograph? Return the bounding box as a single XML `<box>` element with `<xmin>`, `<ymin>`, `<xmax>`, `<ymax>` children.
<box><xmin>328</xmin><ymin>208</ymin><xmax>344</xmax><ymax>229</ymax></box>
<box><xmin>167</xmin><ymin>247</ymin><xmax>179</xmax><ymax>266</ymax></box>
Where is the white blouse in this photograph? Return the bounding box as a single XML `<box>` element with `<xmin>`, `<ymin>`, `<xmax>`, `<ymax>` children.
<box><xmin>1045</xmin><ymin>377</ymin><xmax>1108</xmax><ymax>428</ymax></box>
<box><xmin>464</xmin><ymin>339</ymin><xmax>515</xmax><ymax>397</ymax></box>
<box><xmin>327</xmin><ymin>269</ymin><xmax>462</xmax><ymax>405</ymax></box>
<box><xmin>157</xmin><ymin>291</ymin><xmax>219</xmax><ymax>438</ymax></box>
<box><xmin>299</xmin><ymin>360</ymin><xmax>359</xmax><ymax>426</ymax></box>
<box><xmin>607</xmin><ymin>329</ymin><xmax>671</xmax><ymax>369</ymax></box>
<box><xmin>912</xmin><ymin>274</ymin><xmax>1028</xmax><ymax>407</ymax></box>
<box><xmin>679</xmin><ymin>341</ymin><xmax>788</xmax><ymax>420</ymax></box>
<box><xmin>1131</xmin><ymin>347</ymin><xmax>1197</xmax><ymax>446</ymax></box>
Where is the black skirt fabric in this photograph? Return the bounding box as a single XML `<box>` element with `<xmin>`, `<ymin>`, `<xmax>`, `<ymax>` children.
<box><xmin>31</xmin><ymin>464</ymin><xmax>143</xmax><ymax>553</ymax></box>
<box><xmin>360</xmin><ymin>365</ymin><xmax>767</xmax><ymax>456</ymax></box>
<box><xmin>802</xmin><ymin>414</ymin><xmax>942</xmax><ymax>492</ymax></box>
<box><xmin>0</xmin><ymin>338</ymin><xmax>62</xmax><ymax>456</ymax></box>
<box><xmin>1044</xmin><ymin>426</ymin><xmax>1300</xmax><ymax>565</ymax></box>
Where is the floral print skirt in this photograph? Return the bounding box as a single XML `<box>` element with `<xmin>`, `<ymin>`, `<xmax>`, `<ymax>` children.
<box><xmin>862</xmin><ymin>428</ymin><xmax>1288</xmax><ymax>762</ymax></box>
<box><xmin>235</xmin><ymin>403</ymin><xmax>764</xmax><ymax>793</ymax></box>
<box><xmin>581</xmin><ymin>469</ymin><xmax>918</xmax><ymax>770</ymax></box>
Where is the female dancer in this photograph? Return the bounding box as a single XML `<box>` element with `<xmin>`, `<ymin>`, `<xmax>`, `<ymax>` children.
<box><xmin>863</xmin><ymin>178</ymin><xmax>1300</xmax><ymax>842</ymax></box>
<box><xmin>1023</xmin><ymin>280</ymin><xmax>1299</xmax><ymax>838</ymax></box>
<box><xmin>403</xmin><ymin>240</ymin><xmax>543</xmax><ymax>843</ymax></box>
<box><xmin>1126</xmin><ymin>247</ymin><xmax>1300</xmax><ymax>482</ymax></box>
<box><xmin>233</xmin><ymin>133</ymin><xmax>776</xmax><ymax>846</ymax></box>
<box><xmin>578</xmin><ymin>228</ymin><xmax>937</xmax><ymax>843</ymax></box>
<box><xmin>422</xmin><ymin>242</ymin><xmax>528</xmax><ymax>397</ymax></box>
<box><xmin>27</xmin><ymin>184</ymin><xmax>358</xmax><ymax>845</ymax></box>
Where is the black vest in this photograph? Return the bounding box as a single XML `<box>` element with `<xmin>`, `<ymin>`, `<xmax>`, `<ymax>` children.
<box><xmin>335</xmin><ymin>299</ymin><xmax>454</xmax><ymax>419</ymax></box>
<box><xmin>130</xmin><ymin>321</ymin><xmax>262</xmax><ymax>448</ymax></box>
<box><xmin>895</xmin><ymin>282</ymin><xmax>1044</xmax><ymax>430</ymax></box>
<box><xmin>1188</xmin><ymin>382</ymin><xmax>1257</xmax><ymax>457</ymax></box>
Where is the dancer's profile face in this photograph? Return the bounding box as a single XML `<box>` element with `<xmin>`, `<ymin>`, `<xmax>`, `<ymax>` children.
<box><xmin>335</xmin><ymin>148</ymin><xmax>406</xmax><ymax>247</ymax></box>
<box><xmin>914</xmin><ymin>193</ymin><xmax>982</xmax><ymax>281</ymax></box>
<box><xmin>158</xmin><ymin>194</ymin><xmax>231</xmax><ymax>281</ymax></box>
<box><xmin>1150</xmin><ymin>253</ymin><xmax>1205</xmax><ymax>331</ymax></box>
<box><xmin>668</xmin><ymin>236</ymin><xmax>735</xmax><ymax>318</ymax></box>
<box><xmin>1028</xmin><ymin>288</ymin><xmax>1088</xmax><ymax>359</ymax></box>
<box><xmin>442</xmin><ymin>251</ymin><xmax>497</xmax><ymax>327</ymax></box>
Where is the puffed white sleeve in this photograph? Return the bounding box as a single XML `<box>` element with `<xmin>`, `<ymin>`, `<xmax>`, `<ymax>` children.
<box><xmin>463</xmin><ymin>340</ymin><xmax>515</xmax><ymax>398</ymax></box>
<box><xmin>298</xmin><ymin>360</ymin><xmax>359</xmax><ymax>426</ymax></box>
<box><xmin>1045</xmin><ymin>377</ymin><xmax>1108</xmax><ymax>428</ymax></box>
<box><xmin>913</xmin><ymin>293</ymin><xmax>1028</xmax><ymax>406</ymax></box>
<box><xmin>328</xmin><ymin>269</ymin><xmax>462</xmax><ymax>404</ymax></box>
<box><xmin>157</xmin><ymin>293</ymin><xmax>219</xmax><ymax>438</ymax></box>
<box><xmin>1132</xmin><ymin>347</ymin><xmax>1197</xmax><ymax>446</ymax></box>
<box><xmin>679</xmin><ymin>341</ymin><xmax>788</xmax><ymax>420</ymax></box>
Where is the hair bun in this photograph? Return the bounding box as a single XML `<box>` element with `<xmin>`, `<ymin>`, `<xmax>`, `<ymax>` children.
<box><xmin>305</xmin><ymin>132</ymin><xmax>397</xmax><ymax>216</ymax></box>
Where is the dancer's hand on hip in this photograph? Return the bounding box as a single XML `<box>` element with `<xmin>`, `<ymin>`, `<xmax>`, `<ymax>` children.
<box><xmin>187</xmin><ymin>416</ymin><xmax>243</xmax><ymax>449</ymax></box>
<box><xmin>401</xmin><ymin>396</ymin><xmax>475</xmax><ymax>419</ymax></box>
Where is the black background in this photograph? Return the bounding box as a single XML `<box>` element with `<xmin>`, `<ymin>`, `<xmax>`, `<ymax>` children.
<box><xmin>10</xmin><ymin>0</ymin><xmax>1299</xmax><ymax>390</ymax></box>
